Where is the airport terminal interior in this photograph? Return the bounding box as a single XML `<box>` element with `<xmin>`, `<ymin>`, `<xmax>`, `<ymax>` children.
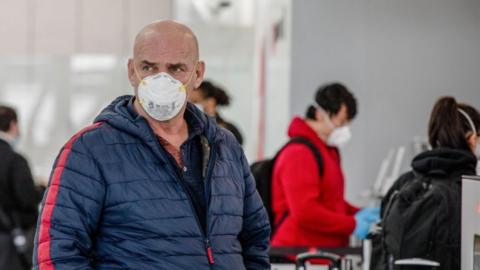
<box><xmin>0</xmin><ymin>0</ymin><xmax>479</xmax><ymax>269</ymax></box>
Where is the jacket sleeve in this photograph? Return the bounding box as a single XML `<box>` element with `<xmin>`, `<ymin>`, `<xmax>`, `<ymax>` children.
<box><xmin>238</xmin><ymin>151</ymin><xmax>271</xmax><ymax>270</ymax></box>
<box><xmin>10</xmin><ymin>154</ymin><xmax>41</xmax><ymax>228</ymax></box>
<box><xmin>33</xmin><ymin>130</ymin><xmax>105</xmax><ymax>270</ymax></box>
<box><xmin>276</xmin><ymin>145</ymin><xmax>356</xmax><ymax>235</ymax></box>
<box><xmin>344</xmin><ymin>201</ymin><xmax>360</xmax><ymax>216</ymax></box>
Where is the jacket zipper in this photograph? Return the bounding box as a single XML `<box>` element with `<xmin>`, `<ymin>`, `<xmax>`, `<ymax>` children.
<box><xmin>206</xmin><ymin>239</ymin><xmax>215</xmax><ymax>265</ymax></box>
<box><xmin>150</xmin><ymin>135</ymin><xmax>216</xmax><ymax>267</ymax></box>
<box><xmin>203</xmin><ymin>146</ymin><xmax>217</xmax><ymax>265</ymax></box>
<box><xmin>177</xmin><ymin>170</ymin><xmax>215</xmax><ymax>266</ymax></box>
<box><xmin>150</xmin><ymin>124</ymin><xmax>215</xmax><ymax>268</ymax></box>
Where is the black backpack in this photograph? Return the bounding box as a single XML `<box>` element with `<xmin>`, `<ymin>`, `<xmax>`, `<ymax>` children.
<box><xmin>250</xmin><ymin>137</ymin><xmax>324</xmax><ymax>233</ymax></box>
<box><xmin>370</xmin><ymin>173</ymin><xmax>460</xmax><ymax>270</ymax></box>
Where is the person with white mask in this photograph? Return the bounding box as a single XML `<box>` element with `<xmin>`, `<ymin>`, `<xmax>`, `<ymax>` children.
<box><xmin>33</xmin><ymin>20</ymin><xmax>270</xmax><ymax>269</ymax></box>
<box><xmin>271</xmin><ymin>83</ymin><xmax>379</xmax><ymax>250</ymax></box>
<box><xmin>372</xmin><ymin>97</ymin><xmax>480</xmax><ymax>270</ymax></box>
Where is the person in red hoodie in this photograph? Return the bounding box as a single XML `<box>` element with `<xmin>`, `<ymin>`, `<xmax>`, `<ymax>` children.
<box><xmin>271</xmin><ymin>82</ymin><xmax>379</xmax><ymax>248</ymax></box>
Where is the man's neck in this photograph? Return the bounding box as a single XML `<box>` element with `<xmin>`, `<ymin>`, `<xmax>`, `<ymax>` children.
<box><xmin>133</xmin><ymin>98</ymin><xmax>189</xmax><ymax>150</ymax></box>
<box><xmin>305</xmin><ymin>119</ymin><xmax>328</xmax><ymax>142</ymax></box>
<box><xmin>0</xmin><ymin>130</ymin><xmax>14</xmax><ymax>145</ymax></box>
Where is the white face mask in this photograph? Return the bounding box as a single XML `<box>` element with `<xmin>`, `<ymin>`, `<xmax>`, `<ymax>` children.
<box><xmin>136</xmin><ymin>63</ymin><xmax>197</xmax><ymax>121</ymax></box>
<box><xmin>475</xmin><ymin>143</ymin><xmax>480</xmax><ymax>175</ymax></box>
<box><xmin>458</xmin><ymin>109</ymin><xmax>480</xmax><ymax>175</ymax></box>
<box><xmin>458</xmin><ymin>108</ymin><xmax>479</xmax><ymax>154</ymax></box>
<box><xmin>0</xmin><ymin>131</ymin><xmax>19</xmax><ymax>149</ymax></box>
<box><xmin>314</xmin><ymin>104</ymin><xmax>352</xmax><ymax>147</ymax></box>
<box><xmin>327</xmin><ymin>125</ymin><xmax>352</xmax><ymax>148</ymax></box>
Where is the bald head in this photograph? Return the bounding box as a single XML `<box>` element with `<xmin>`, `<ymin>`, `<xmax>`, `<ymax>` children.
<box><xmin>127</xmin><ymin>20</ymin><xmax>205</xmax><ymax>98</ymax></box>
<box><xmin>133</xmin><ymin>20</ymin><xmax>199</xmax><ymax>61</ymax></box>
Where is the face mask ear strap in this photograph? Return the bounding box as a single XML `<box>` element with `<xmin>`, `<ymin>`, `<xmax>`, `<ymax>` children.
<box><xmin>133</xmin><ymin>64</ymin><xmax>146</xmax><ymax>86</ymax></box>
<box><xmin>458</xmin><ymin>109</ymin><xmax>478</xmax><ymax>138</ymax></box>
<box><xmin>184</xmin><ymin>61</ymin><xmax>199</xmax><ymax>87</ymax></box>
<box><xmin>179</xmin><ymin>61</ymin><xmax>199</xmax><ymax>92</ymax></box>
<box><xmin>313</xmin><ymin>103</ymin><xmax>335</xmax><ymax>128</ymax></box>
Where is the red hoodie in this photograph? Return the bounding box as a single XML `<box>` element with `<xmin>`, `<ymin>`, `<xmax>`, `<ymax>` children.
<box><xmin>271</xmin><ymin>117</ymin><xmax>359</xmax><ymax>248</ymax></box>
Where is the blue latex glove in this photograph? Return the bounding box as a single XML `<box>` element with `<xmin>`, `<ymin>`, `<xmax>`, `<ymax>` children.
<box><xmin>353</xmin><ymin>214</ymin><xmax>370</xmax><ymax>240</ymax></box>
<box><xmin>356</xmin><ymin>207</ymin><xmax>380</xmax><ymax>223</ymax></box>
<box><xmin>353</xmin><ymin>207</ymin><xmax>380</xmax><ymax>240</ymax></box>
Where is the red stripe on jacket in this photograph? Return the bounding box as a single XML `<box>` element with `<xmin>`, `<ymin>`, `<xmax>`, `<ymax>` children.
<box><xmin>37</xmin><ymin>122</ymin><xmax>103</xmax><ymax>270</ymax></box>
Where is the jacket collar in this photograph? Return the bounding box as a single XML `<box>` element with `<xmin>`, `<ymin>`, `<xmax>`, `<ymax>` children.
<box><xmin>412</xmin><ymin>147</ymin><xmax>477</xmax><ymax>179</ymax></box>
<box><xmin>287</xmin><ymin>117</ymin><xmax>329</xmax><ymax>148</ymax></box>
<box><xmin>94</xmin><ymin>95</ymin><xmax>219</xmax><ymax>145</ymax></box>
<box><xmin>0</xmin><ymin>131</ymin><xmax>14</xmax><ymax>147</ymax></box>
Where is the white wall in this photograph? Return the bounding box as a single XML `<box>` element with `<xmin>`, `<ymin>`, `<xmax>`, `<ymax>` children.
<box><xmin>0</xmin><ymin>0</ymin><xmax>172</xmax><ymax>184</ymax></box>
<box><xmin>289</xmin><ymin>0</ymin><xmax>480</xmax><ymax>205</ymax></box>
<box><xmin>173</xmin><ymin>0</ymin><xmax>259</xmax><ymax>161</ymax></box>
<box><xmin>190</xmin><ymin>24</ymin><xmax>256</xmax><ymax>160</ymax></box>
<box><xmin>0</xmin><ymin>0</ymin><xmax>171</xmax><ymax>55</ymax></box>
<box><xmin>252</xmin><ymin>0</ymin><xmax>293</xmax><ymax>160</ymax></box>
<box><xmin>173</xmin><ymin>0</ymin><xmax>293</xmax><ymax>162</ymax></box>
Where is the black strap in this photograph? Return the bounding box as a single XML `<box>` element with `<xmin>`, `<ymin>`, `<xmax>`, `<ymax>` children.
<box><xmin>274</xmin><ymin>137</ymin><xmax>324</xmax><ymax>176</ymax></box>
<box><xmin>270</xmin><ymin>137</ymin><xmax>324</xmax><ymax>235</ymax></box>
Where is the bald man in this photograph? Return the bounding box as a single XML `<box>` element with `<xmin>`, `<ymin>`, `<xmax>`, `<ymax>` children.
<box><xmin>33</xmin><ymin>20</ymin><xmax>270</xmax><ymax>270</ymax></box>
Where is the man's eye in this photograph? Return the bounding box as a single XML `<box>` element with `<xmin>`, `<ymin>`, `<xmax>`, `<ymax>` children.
<box><xmin>142</xmin><ymin>66</ymin><xmax>153</xmax><ymax>72</ymax></box>
<box><xmin>170</xmin><ymin>67</ymin><xmax>184</xmax><ymax>73</ymax></box>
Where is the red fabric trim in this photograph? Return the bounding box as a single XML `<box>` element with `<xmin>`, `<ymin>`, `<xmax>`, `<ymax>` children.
<box><xmin>256</xmin><ymin>41</ymin><xmax>267</xmax><ymax>160</ymax></box>
<box><xmin>37</xmin><ymin>122</ymin><xmax>103</xmax><ymax>270</ymax></box>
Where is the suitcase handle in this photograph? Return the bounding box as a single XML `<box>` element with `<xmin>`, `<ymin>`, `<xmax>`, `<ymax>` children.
<box><xmin>394</xmin><ymin>258</ymin><xmax>440</xmax><ymax>269</ymax></box>
<box><xmin>295</xmin><ymin>251</ymin><xmax>342</xmax><ymax>270</ymax></box>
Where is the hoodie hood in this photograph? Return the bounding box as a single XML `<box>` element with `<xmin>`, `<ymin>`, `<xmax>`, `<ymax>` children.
<box><xmin>94</xmin><ymin>95</ymin><xmax>219</xmax><ymax>144</ymax></box>
<box><xmin>412</xmin><ymin>147</ymin><xmax>477</xmax><ymax>179</ymax></box>
<box><xmin>287</xmin><ymin>117</ymin><xmax>328</xmax><ymax>147</ymax></box>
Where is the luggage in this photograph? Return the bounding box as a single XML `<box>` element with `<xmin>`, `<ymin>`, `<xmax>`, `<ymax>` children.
<box><xmin>370</xmin><ymin>174</ymin><xmax>458</xmax><ymax>270</ymax></box>
<box><xmin>295</xmin><ymin>251</ymin><xmax>353</xmax><ymax>270</ymax></box>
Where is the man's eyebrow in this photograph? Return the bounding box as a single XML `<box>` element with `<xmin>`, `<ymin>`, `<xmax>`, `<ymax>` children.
<box><xmin>167</xmin><ymin>63</ymin><xmax>187</xmax><ymax>68</ymax></box>
<box><xmin>141</xmin><ymin>60</ymin><xmax>157</xmax><ymax>66</ymax></box>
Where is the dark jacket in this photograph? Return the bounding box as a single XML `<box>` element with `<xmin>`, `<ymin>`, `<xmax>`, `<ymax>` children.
<box><xmin>0</xmin><ymin>138</ymin><xmax>40</xmax><ymax>269</ymax></box>
<box><xmin>379</xmin><ymin>147</ymin><xmax>477</xmax><ymax>270</ymax></box>
<box><xmin>216</xmin><ymin>114</ymin><xmax>243</xmax><ymax>146</ymax></box>
<box><xmin>33</xmin><ymin>95</ymin><xmax>270</xmax><ymax>270</ymax></box>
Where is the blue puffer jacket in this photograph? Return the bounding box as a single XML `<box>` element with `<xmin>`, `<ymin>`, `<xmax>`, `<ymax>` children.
<box><xmin>33</xmin><ymin>95</ymin><xmax>270</xmax><ymax>270</ymax></box>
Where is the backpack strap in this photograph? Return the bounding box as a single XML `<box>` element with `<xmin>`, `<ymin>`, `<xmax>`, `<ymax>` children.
<box><xmin>274</xmin><ymin>137</ymin><xmax>324</xmax><ymax>176</ymax></box>
<box><xmin>269</xmin><ymin>137</ymin><xmax>324</xmax><ymax>235</ymax></box>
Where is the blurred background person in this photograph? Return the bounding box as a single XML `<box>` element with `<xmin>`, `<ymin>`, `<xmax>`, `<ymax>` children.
<box><xmin>373</xmin><ymin>97</ymin><xmax>480</xmax><ymax>270</ymax></box>
<box><xmin>270</xmin><ymin>83</ymin><xmax>379</xmax><ymax>250</ymax></box>
<box><xmin>0</xmin><ymin>105</ymin><xmax>41</xmax><ymax>270</ymax></box>
<box><xmin>189</xmin><ymin>80</ymin><xmax>244</xmax><ymax>145</ymax></box>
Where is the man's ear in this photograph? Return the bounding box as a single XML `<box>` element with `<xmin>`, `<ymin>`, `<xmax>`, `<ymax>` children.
<box><xmin>467</xmin><ymin>132</ymin><xmax>478</xmax><ymax>151</ymax></box>
<box><xmin>127</xmin><ymin>59</ymin><xmax>137</xmax><ymax>88</ymax></box>
<box><xmin>193</xmin><ymin>61</ymin><xmax>205</xmax><ymax>89</ymax></box>
<box><xmin>9</xmin><ymin>121</ymin><xmax>18</xmax><ymax>137</ymax></box>
<box><xmin>315</xmin><ymin>109</ymin><xmax>324</xmax><ymax>123</ymax></box>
